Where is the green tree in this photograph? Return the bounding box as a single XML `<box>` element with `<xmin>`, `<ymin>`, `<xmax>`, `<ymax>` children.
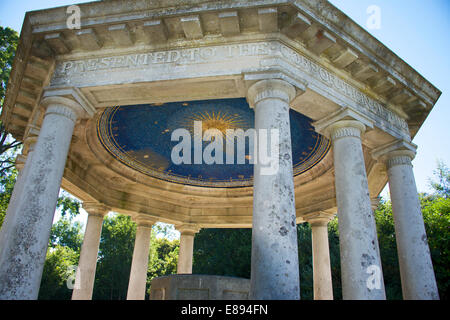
<box><xmin>38</xmin><ymin>245</ymin><xmax>79</xmax><ymax>300</ymax></box>
<box><xmin>57</xmin><ymin>190</ymin><xmax>82</xmax><ymax>219</ymax></box>
<box><xmin>421</xmin><ymin>194</ymin><xmax>450</xmax><ymax>299</ymax></box>
<box><xmin>327</xmin><ymin>217</ymin><xmax>342</xmax><ymax>300</ymax></box>
<box><xmin>39</xmin><ymin>207</ymin><xmax>83</xmax><ymax>300</ymax></box>
<box><xmin>0</xmin><ymin>26</ymin><xmax>18</xmax><ymax>104</ymax></box>
<box><xmin>0</xmin><ymin>26</ymin><xmax>21</xmax><ymax>176</ymax></box>
<box><xmin>0</xmin><ymin>26</ymin><xmax>21</xmax><ymax>227</ymax></box>
<box><xmin>0</xmin><ymin>168</ymin><xmax>16</xmax><ymax>227</ymax></box>
<box><xmin>93</xmin><ymin>214</ymin><xmax>136</xmax><ymax>300</ymax></box>
<box><xmin>297</xmin><ymin>223</ymin><xmax>313</xmax><ymax>300</ymax></box>
<box><xmin>147</xmin><ymin>236</ymin><xmax>179</xmax><ymax>297</ymax></box>
<box><xmin>429</xmin><ymin>160</ymin><xmax>450</xmax><ymax>198</ymax></box>
<box><xmin>49</xmin><ymin>217</ymin><xmax>83</xmax><ymax>252</ymax></box>
<box><xmin>193</xmin><ymin>228</ymin><xmax>252</xmax><ymax>278</ymax></box>
<box><xmin>374</xmin><ymin>201</ymin><xmax>402</xmax><ymax>300</ymax></box>
<box><xmin>192</xmin><ymin>159</ymin><xmax>450</xmax><ymax>300</ymax></box>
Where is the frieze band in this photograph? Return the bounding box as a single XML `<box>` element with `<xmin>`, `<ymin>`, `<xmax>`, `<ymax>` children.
<box><xmin>52</xmin><ymin>41</ymin><xmax>409</xmax><ymax>136</ymax></box>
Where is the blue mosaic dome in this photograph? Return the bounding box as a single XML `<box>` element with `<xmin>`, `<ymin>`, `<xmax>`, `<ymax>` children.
<box><xmin>97</xmin><ymin>98</ymin><xmax>330</xmax><ymax>187</ymax></box>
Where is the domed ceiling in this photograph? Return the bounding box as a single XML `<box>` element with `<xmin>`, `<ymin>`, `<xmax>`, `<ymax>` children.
<box><xmin>97</xmin><ymin>98</ymin><xmax>330</xmax><ymax>187</ymax></box>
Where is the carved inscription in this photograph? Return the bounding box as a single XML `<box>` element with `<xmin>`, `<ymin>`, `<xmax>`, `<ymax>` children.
<box><xmin>52</xmin><ymin>41</ymin><xmax>408</xmax><ymax>133</ymax></box>
<box><xmin>54</xmin><ymin>43</ymin><xmax>277</xmax><ymax>76</ymax></box>
<box><xmin>278</xmin><ymin>46</ymin><xmax>409</xmax><ymax>131</ymax></box>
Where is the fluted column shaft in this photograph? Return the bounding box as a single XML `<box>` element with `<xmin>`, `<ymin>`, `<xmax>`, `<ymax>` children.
<box><xmin>0</xmin><ymin>97</ymin><xmax>85</xmax><ymax>300</ymax></box>
<box><xmin>247</xmin><ymin>79</ymin><xmax>300</xmax><ymax>300</ymax></box>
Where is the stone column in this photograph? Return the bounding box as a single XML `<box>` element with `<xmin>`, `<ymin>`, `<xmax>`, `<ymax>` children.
<box><xmin>305</xmin><ymin>213</ymin><xmax>334</xmax><ymax>300</ymax></box>
<box><xmin>373</xmin><ymin>141</ymin><xmax>439</xmax><ymax>299</ymax></box>
<box><xmin>314</xmin><ymin>109</ymin><xmax>386</xmax><ymax>300</ymax></box>
<box><xmin>72</xmin><ymin>203</ymin><xmax>109</xmax><ymax>300</ymax></box>
<box><xmin>247</xmin><ymin>79</ymin><xmax>300</xmax><ymax>300</ymax></box>
<box><xmin>0</xmin><ymin>96</ymin><xmax>87</xmax><ymax>300</ymax></box>
<box><xmin>127</xmin><ymin>220</ymin><xmax>154</xmax><ymax>300</ymax></box>
<box><xmin>176</xmin><ymin>224</ymin><xmax>200</xmax><ymax>274</ymax></box>
<box><xmin>0</xmin><ymin>136</ymin><xmax>37</xmax><ymax>249</ymax></box>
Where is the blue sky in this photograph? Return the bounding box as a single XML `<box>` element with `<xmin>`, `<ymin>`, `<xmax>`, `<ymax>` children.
<box><xmin>0</xmin><ymin>0</ymin><xmax>449</xmax><ymax>195</ymax></box>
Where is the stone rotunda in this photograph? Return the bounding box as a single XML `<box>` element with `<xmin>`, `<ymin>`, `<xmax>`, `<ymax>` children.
<box><xmin>0</xmin><ymin>0</ymin><xmax>441</xmax><ymax>300</ymax></box>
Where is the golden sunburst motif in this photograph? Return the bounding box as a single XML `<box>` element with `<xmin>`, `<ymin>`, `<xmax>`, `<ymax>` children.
<box><xmin>190</xmin><ymin>110</ymin><xmax>248</xmax><ymax>134</ymax></box>
<box><xmin>173</xmin><ymin>109</ymin><xmax>252</xmax><ymax>147</ymax></box>
<box><xmin>97</xmin><ymin>99</ymin><xmax>330</xmax><ymax>188</ymax></box>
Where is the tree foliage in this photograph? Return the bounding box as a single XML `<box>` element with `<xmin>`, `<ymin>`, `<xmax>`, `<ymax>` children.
<box><xmin>92</xmin><ymin>214</ymin><xmax>136</xmax><ymax>300</ymax></box>
<box><xmin>421</xmin><ymin>195</ymin><xmax>450</xmax><ymax>299</ymax></box>
<box><xmin>147</xmin><ymin>235</ymin><xmax>179</xmax><ymax>296</ymax></box>
<box><xmin>429</xmin><ymin>160</ymin><xmax>450</xmax><ymax>199</ymax></box>
<box><xmin>0</xmin><ymin>26</ymin><xmax>21</xmax><ymax>176</ymax></box>
<box><xmin>39</xmin><ymin>160</ymin><xmax>450</xmax><ymax>300</ymax></box>
<box><xmin>193</xmin><ymin>228</ymin><xmax>252</xmax><ymax>279</ymax></box>
<box><xmin>38</xmin><ymin>245</ymin><xmax>79</xmax><ymax>300</ymax></box>
<box><xmin>192</xmin><ymin>163</ymin><xmax>450</xmax><ymax>300</ymax></box>
<box><xmin>49</xmin><ymin>217</ymin><xmax>83</xmax><ymax>252</ymax></box>
<box><xmin>0</xmin><ymin>26</ymin><xmax>18</xmax><ymax>103</ymax></box>
<box><xmin>0</xmin><ymin>168</ymin><xmax>16</xmax><ymax>227</ymax></box>
<box><xmin>28</xmin><ymin>162</ymin><xmax>450</xmax><ymax>299</ymax></box>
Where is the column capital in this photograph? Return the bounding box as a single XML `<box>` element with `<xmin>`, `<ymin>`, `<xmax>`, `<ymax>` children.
<box><xmin>82</xmin><ymin>202</ymin><xmax>110</xmax><ymax>218</ymax></box>
<box><xmin>20</xmin><ymin>127</ymin><xmax>40</xmax><ymax>157</ymax></box>
<box><xmin>304</xmin><ymin>212</ymin><xmax>335</xmax><ymax>226</ymax></box>
<box><xmin>246</xmin><ymin>78</ymin><xmax>296</xmax><ymax>109</ymax></box>
<box><xmin>176</xmin><ymin>223</ymin><xmax>201</xmax><ymax>235</ymax></box>
<box><xmin>133</xmin><ymin>215</ymin><xmax>156</xmax><ymax>229</ymax></box>
<box><xmin>313</xmin><ymin>107</ymin><xmax>374</xmax><ymax>140</ymax></box>
<box><xmin>40</xmin><ymin>96</ymin><xmax>85</xmax><ymax>122</ymax></box>
<box><xmin>371</xmin><ymin>196</ymin><xmax>382</xmax><ymax>211</ymax></box>
<box><xmin>23</xmin><ymin>136</ymin><xmax>38</xmax><ymax>151</ymax></box>
<box><xmin>371</xmin><ymin>139</ymin><xmax>417</xmax><ymax>169</ymax></box>
<box><xmin>41</xmin><ymin>87</ymin><xmax>96</xmax><ymax>120</ymax></box>
<box><xmin>14</xmin><ymin>154</ymin><xmax>27</xmax><ymax>171</ymax></box>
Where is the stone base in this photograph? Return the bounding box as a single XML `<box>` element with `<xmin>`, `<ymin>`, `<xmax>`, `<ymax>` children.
<box><xmin>149</xmin><ymin>274</ymin><xmax>250</xmax><ymax>300</ymax></box>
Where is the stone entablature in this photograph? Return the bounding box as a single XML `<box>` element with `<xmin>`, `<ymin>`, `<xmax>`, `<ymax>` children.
<box><xmin>50</xmin><ymin>40</ymin><xmax>410</xmax><ymax>140</ymax></box>
<box><xmin>0</xmin><ymin>0</ymin><xmax>441</xmax><ymax>301</ymax></box>
<box><xmin>1</xmin><ymin>0</ymin><xmax>439</xmax><ymax>228</ymax></box>
<box><xmin>2</xmin><ymin>0</ymin><xmax>440</xmax><ymax>142</ymax></box>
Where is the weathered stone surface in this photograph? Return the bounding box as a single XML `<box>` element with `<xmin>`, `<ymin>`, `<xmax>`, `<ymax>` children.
<box><xmin>176</xmin><ymin>224</ymin><xmax>200</xmax><ymax>274</ymax></box>
<box><xmin>0</xmin><ymin>0</ymin><xmax>442</xmax><ymax>301</ymax></box>
<box><xmin>72</xmin><ymin>203</ymin><xmax>109</xmax><ymax>300</ymax></box>
<box><xmin>305</xmin><ymin>213</ymin><xmax>334</xmax><ymax>300</ymax></box>
<box><xmin>247</xmin><ymin>79</ymin><xmax>300</xmax><ymax>300</ymax></box>
<box><xmin>372</xmin><ymin>141</ymin><xmax>439</xmax><ymax>300</ymax></box>
<box><xmin>150</xmin><ymin>274</ymin><xmax>250</xmax><ymax>300</ymax></box>
<box><xmin>0</xmin><ymin>98</ymin><xmax>81</xmax><ymax>299</ymax></box>
<box><xmin>127</xmin><ymin>220</ymin><xmax>154</xmax><ymax>300</ymax></box>
<box><xmin>315</xmin><ymin>110</ymin><xmax>386</xmax><ymax>300</ymax></box>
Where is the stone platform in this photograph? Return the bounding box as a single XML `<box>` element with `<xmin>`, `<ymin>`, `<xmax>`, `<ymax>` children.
<box><xmin>149</xmin><ymin>274</ymin><xmax>250</xmax><ymax>300</ymax></box>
